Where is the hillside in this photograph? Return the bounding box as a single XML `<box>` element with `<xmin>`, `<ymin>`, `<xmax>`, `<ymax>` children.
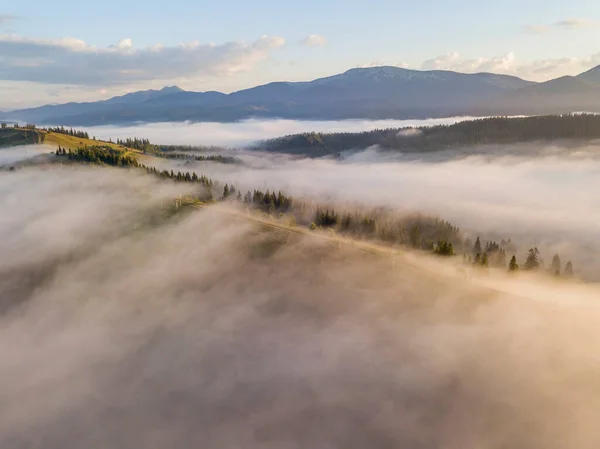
<box><xmin>0</xmin><ymin>126</ymin><xmax>140</xmax><ymax>154</ymax></box>
<box><xmin>480</xmin><ymin>76</ymin><xmax>600</xmax><ymax>116</ymax></box>
<box><xmin>0</xmin><ymin>127</ymin><xmax>46</xmax><ymax>147</ymax></box>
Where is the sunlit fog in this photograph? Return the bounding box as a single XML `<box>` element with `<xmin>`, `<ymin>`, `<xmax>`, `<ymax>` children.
<box><xmin>1</xmin><ymin>166</ymin><xmax>599</xmax><ymax>448</ymax></box>
<box><xmin>3</xmin><ymin>0</ymin><xmax>600</xmax><ymax>445</ymax></box>
<box><xmin>79</xmin><ymin>117</ymin><xmax>496</xmax><ymax>147</ymax></box>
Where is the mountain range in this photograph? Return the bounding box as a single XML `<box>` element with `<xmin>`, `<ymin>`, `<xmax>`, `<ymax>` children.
<box><xmin>4</xmin><ymin>65</ymin><xmax>600</xmax><ymax>126</ymax></box>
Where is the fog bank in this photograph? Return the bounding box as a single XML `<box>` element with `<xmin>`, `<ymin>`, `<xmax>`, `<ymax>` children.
<box><xmin>79</xmin><ymin>116</ymin><xmax>495</xmax><ymax>147</ymax></box>
<box><xmin>157</xmin><ymin>143</ymin><xmax>600</xmax><ymax>279</ymax></box>
<box><xmin>1</xmin><ymin>166</ymin><xmax>600</xmax><ymax>448</ymax></box>
<box><xmin>0</xmin><ymin>144</ymin><xmax>55</xmax><ymax>166</ymax></box>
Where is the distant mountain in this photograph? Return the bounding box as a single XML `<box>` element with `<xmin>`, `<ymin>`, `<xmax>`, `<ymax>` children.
<box><xmin>480</xmin><ymin>69</ymin><xmax>600</xmax><ymax>116</ymax></box>
<box><xmin>3</xmin><ymin>65</ymin><xmax>600</xmax><ymax>126</ymax></box>
<box><xmin>577</xmin><ymin>65</ymin><xmax>600</xmax><ymax>85</ymax></box>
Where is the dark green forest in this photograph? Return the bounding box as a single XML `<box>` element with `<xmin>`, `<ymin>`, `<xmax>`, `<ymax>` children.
<box><xmin>259</xmin><ymin>114</ymin><xmax>600</xmax><ymax>157</ymax></box>
<box><xmin>53</xmin><ymin>145</ymin><xmax>575</xmax><ymax>277</ymax></box>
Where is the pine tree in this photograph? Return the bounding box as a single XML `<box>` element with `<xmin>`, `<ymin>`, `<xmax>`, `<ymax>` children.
<box><xmin>481</xmin><ymin>252</ymin><xmax>489</xmax><ymax>267</ymax></box>
<box><xmin>564</xmin><ymin>261</ymin><xmax>574</xmax><ymax>277</ymax></box>
<box><xmin>508</xmin><ymin>255</ymin><xmax>519</xmax><ymax>272</ymax></box>
<box><xmin>473</xmin><ymin>237</ymin><xmax>482</xmax><ymax>255</ymax></box>
<box><xmin>524</xmin><ymin>248</ymin><xmax>541</xmax><ymax>270</ymax></box>
<box><xmin>550</xmin><ymin>253</ymin><xmax>561</xmax><ymax>276</ymax></box>
<box><xmin>474</xmin><ymin>253</ymin><xmax>481</xmax><ymax>265</ymax></box>
<box><xmin>223</xmin><ymin>184</ymin><xmax>230</xmax><ymax>199</ymax></box>
<box><xmin>410</xmin><ymin>224</ymin><xmax>421</xmax><ymax>249</ymax></box>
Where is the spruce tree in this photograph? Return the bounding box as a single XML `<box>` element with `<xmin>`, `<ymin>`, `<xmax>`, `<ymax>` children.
<box><xmin>524</xmin><ymin>248</ymin><xmax>541</xmax><ymax>270</ymax></box>
<box><xmin>550</xmin><ymin>254</ymin><xmax>561</xmax><ymax>276</ymax></box>
<box><xmin>473</xmin><ymin>237</ymin><xmax>482</xmax><ymax>256</ymax></box>
<box><xmin>481</xmin><ymin>253</ymin><xmax>489</xmax><ymax>267</ymax></box>
<box><xmin>410</xmin><ymin>224</ymin><xmax>421</xmax><ymax>249</ymax></box>
<box><xmin>508</xmin><ymin>255</ymin><xmax>519</xmax><ymax>272</ymax></box>
<box><xmin>564</xmin><ymin>261</ymin><xmax>574</xmax><ymax>277</ymax></box>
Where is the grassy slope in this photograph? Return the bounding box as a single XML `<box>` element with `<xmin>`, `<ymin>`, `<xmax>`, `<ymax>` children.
<box><xmin>1</xmin><ymin>128</ymin><xmax>142</xmax><ymax>156</ymax></box>
<box><xmin>44</xmin><ymin>131</ymin><xmax>143</xmax><ymax>156</ymax></box>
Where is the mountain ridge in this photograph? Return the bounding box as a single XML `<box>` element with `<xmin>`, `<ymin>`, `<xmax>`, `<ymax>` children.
<box><xmin>3</xmin><ymin>65</ymin><xmax>600</xmax><ymax>125</ymax></box>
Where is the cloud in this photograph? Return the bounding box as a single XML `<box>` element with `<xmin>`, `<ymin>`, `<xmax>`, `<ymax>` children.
<box><xmin>0</xmin><ymin>34</ymin><xmax>285</xmax><ymax>86</ymax></box>
<box><xmin>421</xmin><ymin>52</ymin><xmax>516</xmax><ymax>73</ymax></box>
<box><xmin>523</xmin><ymin>25</ymin><xmax>550</xmax><ymax>34</ymax></box>
<box><xmin>300</xmin><ymin>34</ymin><xmax>326</xmax><ymax>47</ymax></box>
<box><xmin>419</xmin><ymin>51</ymin><xmax>600</xmax><ymax>81</ymax></box>
<box><xmin>0</xmin><ymin>14</ymin><xmax>16</xmax><ymax>26</ymax></box>
<box><xmin>3</xmin><ymin>160</ymin><xmax>600</xmax><ymax>448</ymax></box>
<box><xmin>81</xmin><ymin>117</ymin><xmax>480</xmax><ymax>147</ymax></box>
<box><xmin>554</xmin><ymin>18</ymin><xmax>597</xmax><ymax>29</ymax></box>
<box><xmin>524</xmin><ymin>18</ymin><xmax>598</xmax><ymax>34</ymax></box>
<box><xmin>72</xmin><ymin>116</ymin><xmax>600</xmax><ymax>281</ymax></box>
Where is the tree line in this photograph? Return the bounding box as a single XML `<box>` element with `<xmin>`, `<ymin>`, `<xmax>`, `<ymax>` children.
<box><xmin>155</xmin><ymin>152</ymin><xmax>239</xmax><ymax>165</ymax></box>
<box><xmin>468</xmin><ymin>237</ymin><xmax>574</xmax><ymax>276</ymax></box>
<box><xmin>259</xmin><ymin>113</ymin><xmax>600</xmax><ymax>157</ymax></box>
<box><xmin>45</xmin><ymin>126</ymin><xmax>90</xmax><ymax>139</ymax></box>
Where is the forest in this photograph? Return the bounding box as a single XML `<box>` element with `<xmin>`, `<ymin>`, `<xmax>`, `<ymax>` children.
<box><xmin>258</xmin><ymin>113</ymin><xmax>600</xmax><ymax>156</ymax></box>
<box><xmin>115</xmin><ymin>137</ymin><xmax>230</xmax><ymax>156</ymax></box>
<box><xmin>53</xmin><ymin>145</ymin><xmax>575</xmax><ymax>277</ymax></box>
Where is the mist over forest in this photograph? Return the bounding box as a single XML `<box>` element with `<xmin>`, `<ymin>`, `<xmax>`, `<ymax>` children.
<box><xmin>1</xmin><ymin>165</ymin><xmax>599</xmax><ymax>448</ymax></box>
<box><xmin>2</xmin><ymin>114</ymin><xmax>600</xmax><ymax>448</ymax></box>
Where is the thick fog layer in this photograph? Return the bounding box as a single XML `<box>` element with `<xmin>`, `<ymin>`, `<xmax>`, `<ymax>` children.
<box><xmin>79</xmin><ymin>117</ymin><xmax>493</xmax><ymax>147</ymax></box>
<box><xmin>0</xmin><ymin>144</ymin><xmax>55</xmax><ymax>166</ymax></box>
<box><xmin>1</xmin><ymin>166</ymin><xmax>600</xmax><ymax>448</ymax></box>
<box><xmin>155</xmin><ymin>142</ymin><xmax>600</xmax><ymax>279</ymax></box>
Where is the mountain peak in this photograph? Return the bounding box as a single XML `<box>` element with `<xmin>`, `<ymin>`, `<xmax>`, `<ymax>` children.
<box><xmin>160</xmin><ymin>86</ymin><xmax>184</xmax><ymax>93</ymax></box>
<box><xmin>577</xmin><ymin>65</ymin><xmax>600</xmax><ymax>85</ymax></box>
<box><xmin>343</xmin><ymin>66</ymin><xmax>411</xmax><ymax>77</ymax></box>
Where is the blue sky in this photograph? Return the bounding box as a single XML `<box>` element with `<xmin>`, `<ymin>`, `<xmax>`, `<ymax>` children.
<box><xmin>1</xmin><ymin>0</ymin><xmax>600</xmax><ymax>108</ymax></box>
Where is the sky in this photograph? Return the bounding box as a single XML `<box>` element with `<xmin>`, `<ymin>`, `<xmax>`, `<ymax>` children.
<box><xmin>1</xmin><ymin>0</ymin><xmax>600</xmax><ymax>108</ymax></box>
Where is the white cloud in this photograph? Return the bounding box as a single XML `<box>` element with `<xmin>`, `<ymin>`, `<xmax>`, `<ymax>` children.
<box><xmin>523</xmin><ymin>25</ymin><xmax>550</xmax><ymax>34</ymax></box>
<box><xmin>420</xmin><ymin>51</ymin><xmax>600</xmax><ymax>81</ymax></box>
<box><xmin>421</xmin><ymin>52</ymin><xmax>516</xmax><ymax>74</ymax></box>
<box><xmin>554</xmin><ymin>18</ymin><xmax>597</xmax><ymax>29</ymax></box>
<box><xmin>0</xmin><ymin>14</ymin><xmax>16</xmax><ymax>26</ymax></box>
<box><xmin>300</xmin><ymin>34</ymin><xmax>326</xmax><ymax>47</ymax></box>
<box><xmin>0</xmin><ymin>34</ymin><xmax>285</xmax><ymax>86</ymax></box>
<box><xmin>524</xmin><ymin>18</ymin><xmax>598</xmax><ymax>34</ymax></box>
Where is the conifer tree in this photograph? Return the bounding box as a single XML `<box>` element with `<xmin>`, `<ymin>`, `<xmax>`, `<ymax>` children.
<box><xmin>410</xmin><ymin>224</ymin><xmax>421</xmax><ymax>249</ymax></box>
<box><xmin>473</xmin><ymin>236</ymin><xmax>482</xmax><ymax>255</ymax></box>
<box><xmin>509</xmin><ymin>255</ymin><xmax>519</xmax><ymax>272</ymax></box>
<box><xmin>481</xmin><ymin>252</ymin><xmax>489</xmax><ymax>267</ymax></box>
<box><xmin>524</xmin><ymin>248</ymin><xmax>541</xmax><ymax>270</ymax></box>
<box><xmin>564</xmin><ymin>261</ymin><xmax>574</xmax><ymax>277</ymax></box>
<box><xmin>550</xmin><ymin>254</ymin><xmax>561</xmax><ymax>276</ymax></box>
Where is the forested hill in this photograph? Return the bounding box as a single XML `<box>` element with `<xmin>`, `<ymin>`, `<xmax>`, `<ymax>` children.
<box><xmin>258</xmin><ymin>114</ymin><xmax>600</xmax><ymax>156</ymax></box>
<box><xmin>0</xmin><ymin>127</ymin><xmax>46</xmax><ymax>147</ymax></box>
